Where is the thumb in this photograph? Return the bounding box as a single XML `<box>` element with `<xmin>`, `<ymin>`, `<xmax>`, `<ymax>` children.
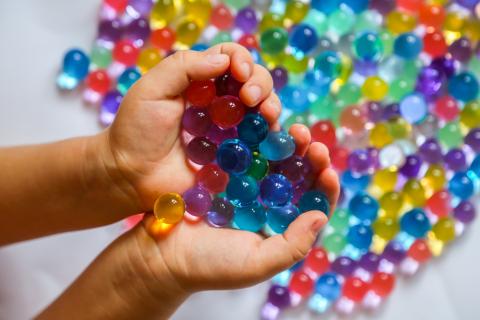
<box><xmin>136</xmin><ymin>50</ymin><xmax>230</xmax><ymax>100</ymax></box>
<box><xmin>252</xmin><ymin>211</ymin><xmax>328</xmax><ymax>280</ymax></box>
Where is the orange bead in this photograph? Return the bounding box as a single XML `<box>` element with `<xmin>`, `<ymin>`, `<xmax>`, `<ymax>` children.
<box><xmin>150</xmin><ymin>27</ymin><xmax>176</xmax><ymax>51</ymax></box>
<box><xmin>339</xmin><ymin>105</ymin><xmax>368</xmax><ymax>134</ymax></box>
<box><xmin>419</xmin><ymin>4</ymin><xmax>445</xmax><ymax>29</ymax></box>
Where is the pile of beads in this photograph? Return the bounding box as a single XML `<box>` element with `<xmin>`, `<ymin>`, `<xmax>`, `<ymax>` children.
<box><xmin>55</xmin><ymin>0</ymin><xmax>480</xmax><ymax>318</ymax></box>
<box><xmin>154</xmin><ymin>72</ymin><xmax>330</xmax><ymax>234</ymax></box>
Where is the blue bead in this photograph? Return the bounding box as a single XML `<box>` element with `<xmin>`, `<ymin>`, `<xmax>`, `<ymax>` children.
<box><xmin>315</xmin><ymin>272</ymin><xmax>341</xmax><ymax>301</ymax></box>
<box><xmin>349</xmin><ymin>193</ymin><xmax>379</xmax><ymax>223</ymax></box>
<box><xmin>233</xmin><ymin>201</ymin><xmax>266</xmax><ymax>232</ymax></box>
<box><xmin>260</xmin><ymin>174</ymin><xmax>294</xmax><ymax>207</ymax></box>
<box><xmin>341</xmin><ymin>170</ymin><xmax>371</xmax><ymax>192</ymax></box>
<box><xmin>400</xmin><ymin>208</ymin><xmax>431</xmax><ymax>238</ymax></box>
<box><xmin>266</xmin><ymin>203</ymin><xmax>300</xmax><ymax>233</ymax></box>
<box><xmin>191</xmin><ymin>43</ymin><xmax>209</xmax><ymax>51</ymax></box>
<box><xmin>394</xmin><ymin>33</ymin><xmax>423</xmax><ymax>60</ymax></box>
<box><xmin>279</xmin><ymin>85</ymin><xmax>310</xmax><ymax>113</ymax></box>
<box><xmin>298</xmin><ymin>190</ymin><xmax>330</xmax><ymax>216</ymax></box>
<box><xmin>449</xmin><ymin>171</ymin><xmax>474</xmax><ymax>200</ymax></box>
<box><xmin>238</xmin><ymin>113</ymin><xmax>269</xmax><ymax>147</ymax></box>
<box><xmin>353</xmin><ymin>31</ymin><xmax>383</xmax><ymax>62</ymax></box>
<box><xmin>314</xmin><ymin>51</ymin><xmax>342</xmax><ymax>79</ymax></box>
<box><xmin>469</xmin><ymin>154</ymin><xmax>480</xmax><ymax>177</ymax></box>
<box><xmin>347</xmin><ymin>224</ymin><xmax>373</xmax><ymax>249</ymax></box>
<box><xmin>400</xmin><ymin>93</ymin><xmax>427</xmax><ymax>124</ymax></box>
<box><xmin>341</xmin><ymin>0</ymin><xmax>369</xmax><ymax>12</ymax></box>
<box><xmin>217</xmin><ymin>139</ymin><xmax>253</xmax><ymax>175</ymax></box>
<box><xmin>289</xmin><ymin>24</ymin><xmax>318</xmax><ymax>54</ymax></box>
<box><xmin>57</xmin><ymin>48</ymin><xmax>90</xmax><ymax>90</ymax></box>
<box><xmin>304</xmin><ymin>70</ymin><xmax>332</xmax><ymax>96</ymax></box>
<box><xmin>226</xmin><ymin>175</ymin><xmax>259</xmax><ymax>207</ymax></box>
<box><xmin>117</xmin><ymin>68</ymin><xmax>141</xmax><ymax>95</ymax></box>
<box><xmin>259</xmin><ymin>131</ymin><xmax>295</xmax><ymax>161</ymax></box>
<box><xmin>448</xmin><ymin>72</ymin><xmax>479</xmax><ymax>102</ymax></box>
<box><xmin>311</xmin><ymin>0</ymin><xmax>339</xmax><ymax>14</ymax></box>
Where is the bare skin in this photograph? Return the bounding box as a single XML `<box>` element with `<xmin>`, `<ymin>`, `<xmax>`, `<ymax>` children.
<box><xmin>0</xmin><ymin>43</ymin><xmax>339</xmax><ymax>319</ymax></box>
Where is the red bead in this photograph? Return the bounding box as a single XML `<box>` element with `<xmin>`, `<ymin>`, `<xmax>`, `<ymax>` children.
<box><xmin>186</xmin><ymin>137</ymin><xmax>217</xmax><ymax>165</ymax></box>
<box><xmin>342</xmin><ymin>277</ymin><xmax>369</xmax><ymax>302</ymax></box>
<box><xmin>289</xmin><ymin>271</ymin><xmax>314</xmax><ymax>297</ymax></box>
<box><xmin>304</xmin><ymin>247</ymin><xmax>330</xmax><ymax>275</ymax></box>
<box><xmin>195</xmin><ymin>164</ymin><xmax>229</xmax><ymax>193</ymax></box>
<box><xmin>186</xmin><ymin>80</ymin><xmax>216</xmax><ymax>107</ymax></box>
<box><xmin>434</xmin><ymin>95</ymin><xmax>459</xmax><ymax>121</ymax></box>
<box><xmin>104</xmin><ymin>0</ymin><xmax>127</xmax><ymax>12</ymax></box>
<box><xmin>215</xmin><ymin>73</ymin><xmax>242</xmax><ymax>97</ymax></box>
<box><xmin>419</xmin><ymin>4</ymin><xmax>445</xmax><ymax>29</ymax></box>
<box><xmin>423</xmin><ymin>31</ymin><xmax>447</xmax><ymax>57</ymax></box>
<box><xmin>310</xmin><ymin>120</ymin><xmax>337</xmax><ymax>150</ymax></box>
<box><xmin>331</xmin><ymin>146</ymin><xmax>350</xmax><ymax>171</ymax></box>
<box><xmin>208</xmin><ymin>96</ymin><xmax>246</xmax><ymax>129</ymax></box>
<box><xmin>150</xmin><ymin>27</ymin><xmax>176</xmax><ymax>51</ymax></box>
<box><xmin>86</xmin><ymin>70</ymin><xmax>111</xmax><ymax>94</ymax></box>
<box><xmin>407</xmin><ymin>239</ymin><xmax>432</xmax><ymax>263</ymax></box>
<box><xmin>370</xmin><ymin>272</ymin><xmax>395</xmax><ymax>297</ymax></box>
<box><xmin>210</xmin><ymin>4</ymin><xmax>234</xmax><ymax>30</ymax></box>
<box><xmin>238</xmin><ymin>34</ymin><xmax>259</xmax><ymax>50</ymax></box>
<box><xmin>426</xmin><ymin>190</ymin><xmax>451</xmax><ymax>218</ymax></box>
<box><xmin>396</xmin><ymin>0</ymin><xmax>424</xmax><ymax>12</ymax></box>
<box><xmin>112</xmin><ymin>40</ymin><xmax>140</xmax><ymax>66</ymax></box>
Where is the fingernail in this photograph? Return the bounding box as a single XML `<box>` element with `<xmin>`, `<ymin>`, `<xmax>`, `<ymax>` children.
<box><xmin>240</xmin><ymin>62</ymin><xmax>251</xmax><ymax>79</ymax></box>
<box><xmin>247</xmin><ymin>85</ymin><xmax>261</xmax><ymax>104</ymax></box>
<box><xmin>207</xmin><ymin>54</ymin><xmax>229</xmax><ymax>65</ymax></box>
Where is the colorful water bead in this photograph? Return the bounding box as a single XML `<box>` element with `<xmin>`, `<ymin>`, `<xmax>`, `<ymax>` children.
<box><xmin>432</xmin><ymin>217</ymin><xmax>456</xmax><ymax>243</ymax></box>
<box><xmin>347</xmin><ymin>224</ymin><xmax>373</xmax><ymax>250</ymax></box>
<box><xmin>233</xmin><ymin>201</ymin><xmax>266</xmax><ymax>232</ymax></box>
<box><xmin>314</xmin><ymin>51</ymin><xmax>342</xmax><ymax>78</ymax></box>
<box><xmin>289</xmin><ymin>24</ymin><xmax>318</xmax><ymax>54</ymax></box>
<box><xmin>342</xmin><ymin>277</ymin><xmax>369</xmax><ymax>302</ymax></box>
<box><xmin>150</xmin><ymin>27</ymin><xmax>176</xmax><ymax>51</ymax></box>
<box><xmin>449</xmin><ymin>171</ymin><xmax>474</xmax><ymax>200</ymax></box>
<box><xmin>266</xmin><ymin>203</ymin><xmax>301</xmax><ymax>233</ymax></box>
<box><xmin>117</xmin><ymin>68</ymin><xmax>141</xmax><ymax>95</ymax></box>
<box><xmin>186</xmin><ymin>137</ymin><xmax>217</xmax><ymax>165</ymax></box>
<box><xmin>448</xmin><ymin>72</ymin><xmax>479</xmax><ymax>102</ymax></box>
<box><xmin>226</xmin><ymin>175</ymin><xmax>259</xmax><ymax>207</ymax></box>
<box><xmin>276</xmin><ymin>155</ymin><xmax>312</xmax><ymax>184</ymax></box>
<box><xmin>454</xmin><ymin>200</ymin><xmax>476</xmax><ymax>224</ymax></box>
<box><xmin>183</xmin><ymin>186</ymin><xmax>212</xmax><ymax>217</ymax></box>
<box><xmin>349</xmin><ymin>193</ymin><xmax>379</xmax><ymax>222</ymax></box>
<box><xmin>195</xmin><ymin>164</ymin><xmax>228</xmax><ymax>194</ymax></box>
<box><xmin>323</xmin><ymin>232</ymin><xmax>347</xmax><ymax>254</ymax></box>
<box><xmin>259</xmin><ymin>131</ymin><xmax>295</xmax><ymax>161</ymax></box>
<box><xmin>353</xmin><ymin>32</ymin><xmax>383</xmax><ymax>62</ymax></box>
<box><xmin>57</xmin><ymin>49</ymin><xmax>90</xmax><ymax>90</ymax></box>
<box><xmin>247</xmin><ymin>152</ymin><xmax>269</xmax><ymax>180</ymax></box>
<box><xmin>394</xmin><ymin>32</ymin><xmax>422</xmax><ymax>60</ymax></box>
<box><xmin>400</xmin><ymin>93</ymin><xmax>427</xmax><ymax>124</ymax></box>
<box><xmin>298</xmin><ymin>190</ymin><xmax>330</xmax><ymax>215</ymax></box>
<box><xmin>137</xmin><ymin>48</ymin><xmax>161</xmax><ymax>73</ymax></box>
<box><xmin>237</xmin><ymin>113</ymin><xmax>269</xmax><ymax>147</ymax></box>
<box><xmin>153</xmin><ymin>192</ymin><xmax>185</xmax><ymax>224</ymax></box>
<box><xmin>290</xmin><ymin>271</ymin><xmax>314</xmax><ymax>298</ymax></box>
<box><xmin>206</xmin><ymin>197</ymin><xmax>234</xmax><ymax>227</ymax></box>
<box><xmin>186</xmin><ymin>80</ymin><xmax>216</xmax><ymax>107</ymax></box>
<box><xmin>209</xmin><ymin>96</ymin><xmax>246</xmax><ymax>129</ymax></box>
<box><xmin>182</xmin><ymin>107</ymin><xmax>212</xmax><ymax>137</ymax></box>
<box><xmin>113</xmin><ymin>40</ymin><xmax>139</xmax><ymax>67</ymax></box>
<box><xmin>311</xmin><ymin>120</ymin><xmax>337</xmax><ymax>150</ymax></box>
<box><xmin>260</xmin><ymin>28</ymin><xmax>288</xmax><ymax>55</ymax></box>
<box><xmin>216</xmin><ymin>139</ymin><xmax>252</xmax><ymax>175</ymax></box>
<box><xmin>460</xmin><ymin>101</ymin><xmax>480</xmax><ymax>129</ymax></box>
<box><xmin>314</xmin><ymin>272</ymin><xmax>342</xmax><ymax>301</ymax></box>
<box><xmin>400</xmin><ymin>208</ymin><xmax>431</xmax><ymax>238</ymax></box>
<box><xmin>373</xmin><ymin>216</ymin><xmax>399</xmax><ymax>241</ymax></box>
<box><xmin>261</xmin><ymin>174</ymin><xmax>294</xmax><ymax>207</ymax></box>
<box><xmin>86</xmin><ymin>70</ymin><xmax>111</xmax><ymax>95</ymax></box>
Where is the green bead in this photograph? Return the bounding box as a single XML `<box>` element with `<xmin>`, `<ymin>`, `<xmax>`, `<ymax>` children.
<box><xmin>337</xmin><ymin>83</ymin><xmax>361</xmax><ymax>105</ymax></box>
<box><xmin>91</xmin><ymin>44</ymin><xmax>112</xmax><ymax>69</ymax></box>
<box><xmin>402</xmin><ymin>59</ymin><xmax>422</xmax><ymax>79</ymax></box>
<box><xmin>469</xmin><ymin>58</ymin><xmax>480</xmax><ymax>79</ymax></box>
<box><xmin>283</xmin><ymin>112</ymin><xmax>309</xmax><ymax>131</ymax></box>
<box><xmin>328</xmin><ymin>8</ymin><xmax>355</xmax><ymax>36</ymax></box>
<box><xmin>323</xmin><ymin>232</ymin><xmax>347</xmax><ymax>254</ymax></box>
<box><xmin>379</xmin><ymin>31</ymin><xmax>394</xmax><ymax>57</ymax></box>
<box><xmin>329</xmin><ymin>209</ymin><xmax>350</xmax><ymax>231</ymax></box>
<box><xmin>438</xmin><ymin>121</ymin><xmax>463</xmax><ymax>148</ymax></box>
<box><xmin>303</xmin><ymin>9</ymin><xmax>327</xmax><ymax>35</ymax></box>
<box><xmin>260</xmin><ymin>28</ymin><xmax>288</xmax><ymax>55</ymax></box>
<box><xmin>247</xmin><ymin>152</ymin><xmax>269</xmax><ymax>180</ymax></box>
<box><xmin>310</xmin><ymin>95</ymin><xmax>334</xmax><ymax>120</ymax></box>
<box><xmin>283</xmin><ymin>54</ymin><xmax>309</xmax><ymax>74</ymax></box>
<box><xmin>354</xmin><ymin>10</ymin><xmax>382</xmax><ymax>32</ymax></box>
<box><xmin>211</xmin><ymin>31</ymin><xmax>232</xmax><ymax>46</ymax></box>
<box><xmin>388</xmin><ymin>76</ymin><xmax>414</xmax><ymax>101</ymax></box>
<box><xmin>222</xmin><ymin>0</ymin><xmax>249</xmax><ymax>10</ymax></box>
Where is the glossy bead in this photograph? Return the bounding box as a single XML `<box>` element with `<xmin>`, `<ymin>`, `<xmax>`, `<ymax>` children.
<box><xmin>238</xmin><ymin>113</ymin><xmax>268</xmax><ymax>147</ymax></box>
<box><xmin>298</xmin><ymin>190</ymin><xmax>330</xmax><ymax>216</ymax></box>
<box><xmin>342</xmin><ymin>277</ymin><xmax>369</xmax><ymax>302</ymax></box>
<box><xmin>400</xmin><ymin>93</ymin><xmax>427</xmax><ymax>124</ymax></box>
<box><xmin>400</xmin><ymin>208</ymin><xmax>431</xmax><ymax>238</ymax></box>
<box><xmin>266</xmin><ymin>203</ymin><xmax>300</xmax><ymax>233</ymax></box>
<box><xmin>432</xmin><ymin>217</ymin><xmax>455</xmax><ymax>243</ymax></box>
<box><xmin>112</xmin><ymin>40</ymin><xmax>139</xmax><ymax>66</ymax></box>
<box><xmin>349</xmin><ymin>193</ymin><xmax>379</xmax><ymax>222</ymax></box>
<box><xmin>372</xmin><ymin>216</ymin><xmax>399</xmax><ymax>241</ymax></box>
<box><xmin>371</xmin><ymin>272</ymin><xmax>395</xmax><ymax>297</ymax></box>
<box><xmin>117</xmin><ymin>68</ymin><xmax>141</xmax><ymax>95</ymax></box>
<box><xmin>233</xmin><ymin>201</ymin><xmax>266</xmax><ymax>232</ymax></box>
<box><xmin>57</xmin><ymin>49</ymin><xmax>90</xmax><ymax>90</ymax></box>
<box><xmin>276</xmin><ymin>156</ymin><xmax>311</xmax><ymax>184</ymax></box>
<box><xmin>290</xmin><ymin>271</ymin><xmax>314</xmax><ymax>297</ymax></box>
<box><xmin>186</xmin><ymin>137</ymin><xmax>217</xmax><ymax>165</ymax></box>
<box><xmin>214</xmin><ymin>73</ymin><xmax>242</xmax><ymax>97</ymax></box>
<box><xmin>260</xmin><ymin>28</ymin><xmax>288</xmax><ymax>55</ymax></box>
<box><xmin>209</xmin><ymin>96</ymin><xmax>245</xmax><ymax>129</ymax></box>
<box><xmin>331</xmin><ymin>256</ymin><xmax>357</xmax><ymax>277</ymax></box>
<box><xmin>206</xmin><ymin>197</ymin><xmax>234</xmax><ymax>228</ymax></box>
<box><xmin>216</xmin><ymin>139</ymin><xmax>252</xmax><ymax>175</ymax></box>
<box><xmin>259</xmin><ymin>131</ymin><xmax>295</xmax><ymax>161</ymax></box>
<box><xmin>183</xmin><ymin>186</ymin><xmax>212</xmax><ymax>217</ymax></box>
<box><xmin>423</xmin><ymin>30</ymin><xmax>447</xmax><ymax>57</ymax></box>
<box><xmin>100</xmin><ymin>91</ymin><xmax>123</xmax><ymax>126</ymax></box>
<box><xmin>247</xmin><ymin>152</ymin><xmax>269</xmax><ymax>180</ymax></box>
<box><xmin>382</xmin><ymin>241</ymin><xmax>406</xmax><ymax>264</ymax></box>
<box><xmin>268</xmin><ymin>285</ymin><xmax>291</xmax><ymax>309</ymax></box>
<box><xmin>453</xmin><ymin>201</ymin><xmax>476</xmax><ymax>224</ymax></box>
<box><xmin>315</xmin><ymin>272</ymin><xmax>341</xmax><ymax>301</ymax></box>
<box><xmin>153</xmin><ymin>193</ymin><xmax>185</xmax><ymax>224</ymax></box>
<box><xmin>305</xmin><ymin>248</ymin><xmax>330</xmax><ymax>275</ymax></box>
<box><xmin>403</xmin><ymin>179</ymin><xmax>426</xmax><ymax>207</ymax></box>
<box><xmin>448</xmin><ymin>171</ymin><xmax>474</xmax><ymax>200</ymax></box>
<box><xmin>426</xmin><ymin>190</ymin><xmax>451</xmax><ymax>218</ymax></box>
<box><xmin>86</xmin><ymin>70</ymin><xmax>111</xmax><ymax>94</ymax></box>
<box><xmin>182</xmin><ymin>107</ymin><xmax>212</xmax><ymax>136</ymax></box>
<box><xmin>448</xmin><ymin>72</ymin><xmax>479</xmax><ymax>102</ymax></box>
<box><xmin>394</xmin><ymin>32</ymin><xmax>422</xmax><ymax>59</ymax></box>
<box><xmin>186</xmin><ymin>80</ymin><xmax>216</xmax><ymax>107</ymax></box>
<box><xmin>434</xmin><ymin>95</ymin><xmax>459</xmax><ymax>121</ymax></box>
<box><xmin>150</xmin><ymin>27</ymin><xmax>176</xmax><ymax>51</ymax></box>
<box><xmin>353</xmin><ymin>31</ymin><xmax>383</xmax><ymax>62</ymax></box>
<box><xmin>226</xmin><ymin>175</ymin><xmax>259</xmax><ymax>207</ymax></box>
<box><xmin>465</xmin><ymin>128</ymin><xmax>480</xmax><ymax>152</ymax></box>
<box><xmin>195</xmin><ymin>164</ymin><xmax>228</xmax><ymax>194</ymax></box>
<box><xmin>261</xmin><ymin>174</ymin><xmax>293</xmax><ymax>207</ymax></box>
<box><xmin>418</xmin><ymin>138</ymin><xmax>443</xmax><ymax>164</ymax></box>
<box><xmin>210</xmin><ymin>4</ymin><xmax>234</xmax><ymax>30</ymax></box>
<box><xmin>347</xmin><ymin>224</ymin><xmax>373</xmax><ymax>250</ymax></box>
<box><xmin>311</xmin><ymin>120</ymin><xmax>337</xmax><ymax>150</ymax></box>
<box><xmin>289</xmin><ymin>24</ymin><xmax>318</xmax><ymax>54</ymax></box>
<box><xmin>408</xmin><ymin>239</ymin><xmax>431</xmax><ymax>263</ymax></box>
<box><xmin>358</xmin><ymin>252</ymin><xmax>381</xmax><ymax>273</ymax></box>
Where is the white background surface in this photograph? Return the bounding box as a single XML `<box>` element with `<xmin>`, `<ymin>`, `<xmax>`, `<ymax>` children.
<box><xmin>0</xmin><ymin>1</ymin><xmax>479</xmax><ymax>319</ymax></box>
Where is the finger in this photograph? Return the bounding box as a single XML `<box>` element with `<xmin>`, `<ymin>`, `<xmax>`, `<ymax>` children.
<box><xmin>289</xmin><ymin>124</ymin><xmax>311</xmax><ymax>156</ymax></box>
<box><xmin>315</xmin><ymin>167</ymin><xmax>340</xmax><ymax>212</ymax></box>
<box><xmin>239</xmin><ymin>64</ymin><xmax>274</xmax><ymax>107</ymax></box>
<box><xmin>307</xmin><ymin>142</ymin><xmax>330</xmax><ymax>174</ymax></box>
<box><xmin>205</xmin><ymin>42</ymin><xmax>254</xmax><ymax>82</ymax></box>
<box><xmin>251</xmin><ymin>211</ymin><xmax>327</xmax><ymax>279</ymax></box>
<box><xmin>258</xmin><ymin>92</ymin><xmax>281</xmax><ymax>126</ymax></box>
<box><xmin>138</xmin><ymin>50</ymin><xmax>230</xmax><ymax>99</ymax></box>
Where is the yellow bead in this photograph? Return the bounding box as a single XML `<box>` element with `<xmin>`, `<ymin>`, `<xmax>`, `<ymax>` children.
<box><xmin>386</xmin><ymin>11</ymin><xmax>417</xmax><ymax>34</ymax></box>
<box><xmin>373</xmin><ymin>216</ymin><xmax>399</xmax><ymax>241</ymax></box>
<box><xmin>388</xmin><ymin>117</ymin><xmax>412</xmax><ymax>139</ymax></box>
<box><xmin>183</xmin><ymin>0</ymin><xmax>212</xmax><ymax>27</ymax></box>
<box><xmin>463</xmin><ymin>19</ymin><xmax>480</xmax><ymax>43</ymax></box>
<box><xmin>283</xmin><ymin>54</ymin><xmax>309</xmax><ymax>73</ymax></box>
<box><xmin>421</xmin><ymin>164</ymin><xmax>446</xmax><ymax>195</ymax></box>
<box><xmin>402</xmin><ymin>179</ymin><xmax>426</xmax><ymax>207</ymax></box>
<box><xmin>371</xmin><ymin>235</ymin><xmax>387</xmax><ymax>254</ymax></box>
<box><xmin>373</xmin><ymin>167</ymin><xmax>398</xmax><ymax>192</ymax></box>
<box><xmin>432</xmin><ymin>217</ymin><xmax>456</xmax><ymax>243</ymax></box>
<box><xmin>379</xmin><ymin>191</ymin><xmax>404</xmax><ymax>217</ymax></box>
<box><xmin>338</xmin><ymin>53</ymin><xmax>353</xmax><ymax>85</ymax></box>
<box><xmin>284</xmin><ymin>0</ymin><xmax>309</xmax><ymax>25</ymax></box>
<box><xmin>460</xmin><ymin>101</ymin><xmax>480</xmax><ymax>129</ymax></box>
<box><xmin>154</xmin><ymin>193</ymin><xmax>185</xmax><ymax>224</ymax></box>
<box><xmin>259</xmin><ymin>12</ymin><xmax>283</xmax><ymax>33</ymax></box>
<box><xmin>176</xmin><ymin>18</ymin><xmax>201</xmax><ymax>46</ymax></box>
<box><xmin>150</xmin><ymin>0</ymin><xmax>177</xmax><ymax>29</ymax></box>
<box><xmin>362</xmin><ymin>76</ymin><xmax>388</xmax><ymax>101</ymax></box>
<box><xmin>427</xmin><ymin>232</ymin><xmax>444</xmax><ymax>257</ymax></box>
<box><xmin>260</xmin><ymin>52</ymin><xmax>285</xmax><ymax>69</ymax></box>
<box><xmin>444</xmin><ymin>12</ymin><xmax>465</xmax><ymax>32</ymax></box>
<box><xmin>370</xmin><ymin>123</ymin><xmax>394</xmax><ymax>148</ymax></box>
<box><xmin>137</xmin><ymin>48</ymin><xmax>162</xmax><ymax>74</ymax></box>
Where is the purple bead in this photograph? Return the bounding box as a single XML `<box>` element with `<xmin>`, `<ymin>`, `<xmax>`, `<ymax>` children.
<box><xmin>183</xmin><ymin>186</ymin><xmax>212</xmax><ymax>217</ymax></box>
<box><xmin>348</xmin><ymin>149</ymin><xmax>371</xmax><ymax>174</ymax></box>
<box><xmin>100</xmin><ymin>90</ymin><xmax>123</xmax><ymax>126</ymax></box>
<box><xmin>369</xmin><ymin>0</ymin><xmax>396</xmax><ymax>14</ymax></box>
<box><xmin>465</xmin><ymin>128</ymin><xmax>480</xmax><ymax>153</ymax></box>
<box><xmin>331</xmin><ymin>256</ymin><xmax>357</xmax><ymax>277</ymax></box>
<box><xmin>215</xmin><ymin>73</ymin><xmax>242</xmax><ymax>96</ymax></box>
<box><xmin>455</xmin><ymin>0</ymin><xmax>478</xmax><ymax>10</ymax></box>
<box><xmin>444</xmin><ymin>148</ymin><xmax>467</xmax><ymax>171</ymax></box>
<box><xmin>367</xmin><ymin>147</ymin><xmax>380</xmax><ymax>169</ymax></box>
<box><xmin>430</xmin><ymin>57</ymin><xmax>456</xmax><ymax>78</ymax></box>
<box><xmin>399</xmin><ymin>154</ymin><xmax>422</xmax><ymax>178</ymax></box>
<box><xmin>124</xmin><ymin>18</ymin><xmax>150</xmax><ymax>43</ymax></box>
<box><xmin>449</xmin><ymin>37</ymin><xmax>473</xmax><ymax>63</ymax></box>
<box><xmin>270</xmin><ymin>67</ymin><xmax>288</xmax><ymax>91</ymax></box>
<box><xmin>206</xmin><ymin>198</ymin><xmax>234</xmax><ymax>227</ymax></box>
<box><xmin>268</xmin><ymin>285</ymin><xmax>291</xmax><ymax>309</ymax></box>
<box><xmin>206</xmin><ymin>125</ymin><xmax>238</xmax><ymax>144</ymax></box>
<box><xmin>186</xmin><ymin>137</ymin><xmax>217</xmax><ymax>165</ymax></box>
<box><xmin>276</xmin><ymin>155</ymin><xmax>312</xmax><ymax>184</ymax></box>
<box><xmin>358</xmin><ymin>252</ymin><xmax>380</xmax><ymax>273</ymax></box>
<box><xmin>235</xmin><ymin>7</ymin><xmax>258</xmax><ymax>33</ymax></box>
<box><xmin>382</xmin><ymin>241</ymin><xmax>406</xmax><ymax>265</ymax></box>
<box><xmin>383</xmin><ymin>103</ymin><xmax>401</xmax><ymax>120</ymax></box>
<box><xmin>419</xmin><ymin>138</ymin><xmax>443</xmax><ymax>163</ymax></box>
<box><xmin>354</xmin><ymin>60</ymin><xmax>378</xmax><ymax>76</ymax></box>
<box><xmin>127</xmin><ymin>0</ymin><xmax>153</xmax><ymax>16</ymax></box>
<box><xmin>365</xmin><ymin>101</ymin><xmax>383</xmax><ymax>122</ymax></box>
<box><xmin>98</xmin><ymin>19</ymin><xmax>123</xmax><ymax>42</ymax></box>
<box><xmin>415</xmin><ymin>66</ymin><xmax>444</xmax><ymax>100</ymax></box>
<box><xmin>182</xmin><ymin>107</ymin><xmax>212</xmax><ymax>137</ymax></box>
<box><xmin>454</xmin><ymin>200</ymin><xmax>476</xmax><ymax>224</ymax></box>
